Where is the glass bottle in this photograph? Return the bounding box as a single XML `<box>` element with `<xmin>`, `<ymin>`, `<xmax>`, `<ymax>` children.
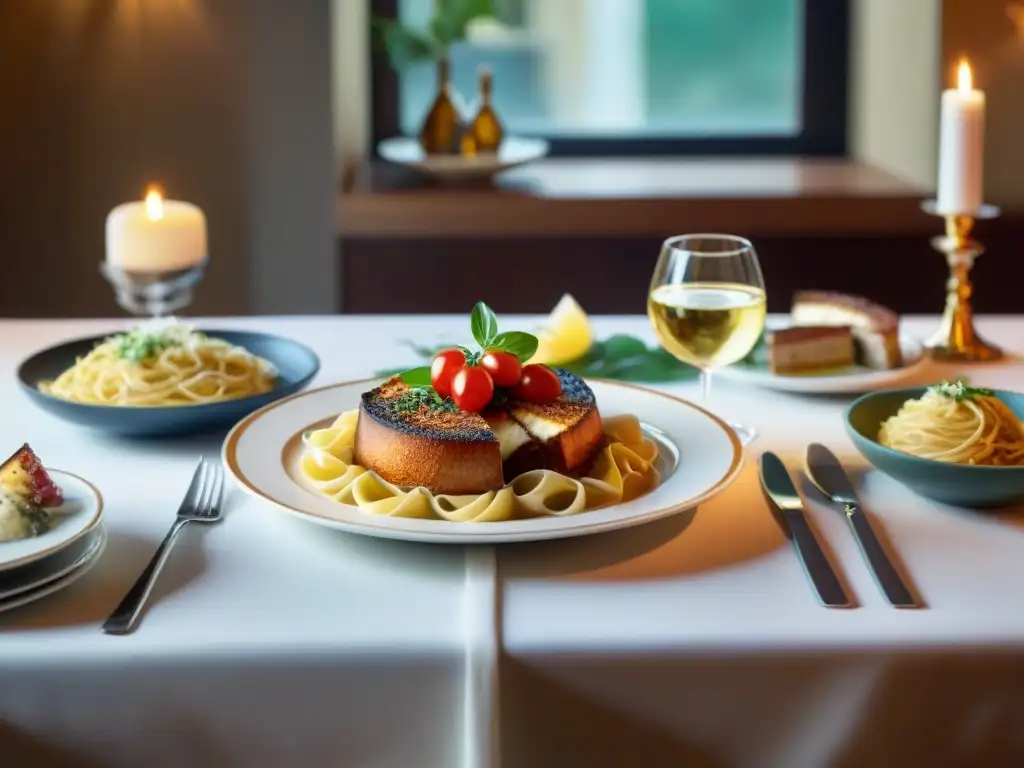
<box><xmin>465</xmin><ymin>67</ymin><xmax>504</xmax><ymax>154</ymax></box>
<box><xmin>418</xmin><ymin>56</ymin><xmax>465</xmax><ymax>155</ymax></box>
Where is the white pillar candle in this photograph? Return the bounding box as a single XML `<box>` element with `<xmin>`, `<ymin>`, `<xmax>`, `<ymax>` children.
<box><xmin>936</xmin><ymin>59</ymin><xmax>985</xmax><ymax>215</ymax></box>
<box><xmin>106</xmin><ymin>187</ymin><xmax>207</xmax><ymax>272</ymax></box>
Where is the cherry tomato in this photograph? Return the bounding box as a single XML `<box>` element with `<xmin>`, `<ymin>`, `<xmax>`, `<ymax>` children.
<box><xmin>451</xmin><ymin>366</ymin><xmax>495</xmax><ymax>412</ymax></box>
<box><xmin>430</xmin><ymin>349</ymin><xmax>466</xmax><ymax>398</ymax></box>
<box><xmin>511</xmin><ymin>364</ymin><xmax>562</xmax><ymax>403</ymax></box>
<box><xmin>480</xmin><ymin>349</ymin><xmax>523</xmax><ymax>387</ymax></box>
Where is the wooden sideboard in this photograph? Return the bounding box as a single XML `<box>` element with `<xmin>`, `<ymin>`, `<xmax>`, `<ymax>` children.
<box><xmin>339</xmin><ymin>159</ymin><xmax>1023</xmax><ymax>315</ymax></box>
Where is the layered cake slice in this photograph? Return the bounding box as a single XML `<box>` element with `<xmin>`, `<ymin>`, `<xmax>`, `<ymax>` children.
<box><xmin>767</xmin><ymin>326</ymin><xmax>855</xmax><ymax>374</ymax></box>
<box><xmin>353</xmin><ymin>370</ymin><xmax>604</xmax><ymax>495</ymax></box>
<box><xmin>791</xmin><ymin>291</ymin><xmax>902</xmax><ymax>369</ymax></box>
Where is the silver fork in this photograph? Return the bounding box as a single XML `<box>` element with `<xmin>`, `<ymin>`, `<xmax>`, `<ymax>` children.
<box><xmin>102</xmin><ymin>457</ymin><xmax>224</xmax><ymax>635</ymax></box>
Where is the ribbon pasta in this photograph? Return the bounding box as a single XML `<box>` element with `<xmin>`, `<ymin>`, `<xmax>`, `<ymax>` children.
<box><xmin>299</xmin><ymin>410</ymin><xmax>661</xmax><ymax>522</ymax></box>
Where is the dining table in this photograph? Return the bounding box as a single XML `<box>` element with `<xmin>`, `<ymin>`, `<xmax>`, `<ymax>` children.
<box><xmin>2</xmin><ymin>314</ymin><xmax>1024</xmax><ymax>768</ymax></box>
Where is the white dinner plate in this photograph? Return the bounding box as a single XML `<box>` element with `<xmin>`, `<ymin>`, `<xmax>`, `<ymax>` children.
<box><xmin>223</xmin><ymin>378</ymin><xmax>743</xmax><ymax>544</ymax></box>
<box><xmin>377</xmin><ymin>136</ymin><xmax>549</xmax><ymax>181</ymax></box>
<box><xmin>0</xmin><ymin>470</ymin><xmax>104</xmax><ymax>572</ymax></box>
<box><xmin>716</xmin><ymin>330</ymin><xmax>928</xmax><ymax>394</ymax></box>
<box><xmin>0</xmin><ymin>525</ymin><xmax>106</xmax><ymax>615</ymax></box>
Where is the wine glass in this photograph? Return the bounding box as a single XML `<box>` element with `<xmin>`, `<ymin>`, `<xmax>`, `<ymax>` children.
<box><xmin>648</xmin><ymin>234</ymin><xmax>766</xmax><ymax>444</ymax></box>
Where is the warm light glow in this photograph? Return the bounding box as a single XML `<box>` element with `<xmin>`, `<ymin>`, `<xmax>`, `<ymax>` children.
<box><xmin>145</xmin><ymin>186</ymin><xmax>164</xmax><ymax>221</ymax></box>
<box><xmin>957</xmin><ymin>59</ymin><xmax>974</xmax><ymax>92</ymax></box>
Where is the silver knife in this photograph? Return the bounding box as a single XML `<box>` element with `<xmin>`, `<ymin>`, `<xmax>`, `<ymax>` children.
<box><xmin>805</xmin><ymin>444</ymin><xmax>919</xmax><ymax>609</ymax></box>
<box><xmin>759</xmin><ymin>452</ymin><xmax>852</xmax><ymax>608</ymax></box>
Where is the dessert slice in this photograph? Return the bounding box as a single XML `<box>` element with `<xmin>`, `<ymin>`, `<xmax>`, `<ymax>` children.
<box><xmin>767</xmin><ymin>326</ymin><xmax>855</xmax><ymax>375</ymax></box>
<box><xmin>0</xmin><ymin>444</ymin><xmax>64</xmax><ymax>507</ymax></box>
<box><xmin>791</xmin><ymin>291</ymin><xmax>902</xmax><ymax>369</ymax></box>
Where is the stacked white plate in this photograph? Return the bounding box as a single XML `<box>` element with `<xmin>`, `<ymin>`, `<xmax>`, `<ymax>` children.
<box><xmin>0</xmin><ymin>471</ymin><xmax>105</xmax><ymax>614</ymax></box>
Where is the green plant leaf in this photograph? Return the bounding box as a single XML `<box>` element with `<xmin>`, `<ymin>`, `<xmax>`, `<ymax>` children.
<box><xmin>491</xmin><ymin>331</ymin><xmax>538</xmax><ymax>362</ymax></box>
<box><xmin>594</xmin><ymin>334</ymin><xmax>649</xmax><ymax>361</ymax></box>
<box><xmin>399</xmin><ymin>366</ymin><xmax>433</xmax><ymax>386</ymax></box>
<box><xmin>432</xmin><ymin>0</ymin><xmax>495</xmax><ymax>46</ymax></box>
<box><xmin>373</xmin><ymin>19</ymin><xmax>438</xmax><ymax>70</ymax></box>
<box><xmin>470</xmin><ymin>302</ymin><xmax>499</xmax><ymax>347</ymax></box>
<box><xmin>559</xmin><ymin>336</ymin><xmax>698</xmax><ymax>383</ymax></box>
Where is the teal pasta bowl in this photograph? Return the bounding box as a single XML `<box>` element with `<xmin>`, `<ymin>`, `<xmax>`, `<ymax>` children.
<box><xmin>844</xmin><ymin>387</ymin><xmax>1024</xmax><ymax>509</ymax></box>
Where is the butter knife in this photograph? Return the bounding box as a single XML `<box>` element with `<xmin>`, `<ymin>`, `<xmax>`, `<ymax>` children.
<box><xmin>805</xmin><ymin>444</ymin><xmax>919</xmax><ymax>608</ymax></box>
<box><xmin>759</xmin><ymin>452</ymin><xmax>852</xmax><ymax>608</ymax></box>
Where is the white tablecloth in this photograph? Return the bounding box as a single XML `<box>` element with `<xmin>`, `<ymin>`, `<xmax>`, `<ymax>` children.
<box><xmin>2</xmin><ymin>315</ymin><xmax>1024</xmax><ymax>768</ymax></box>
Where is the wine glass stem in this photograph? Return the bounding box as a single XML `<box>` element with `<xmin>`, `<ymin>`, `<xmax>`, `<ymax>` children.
<box><xmin>700</xmin><ymin>369</ymin><xmax>712</xmax><ymax>405</ymax></box>
<box><xmin>701</xmin><ymin>367</ymin><xmax>757</xmax><ymax>446</ymax></box>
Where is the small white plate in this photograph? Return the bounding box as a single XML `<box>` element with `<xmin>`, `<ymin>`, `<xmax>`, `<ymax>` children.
<box><xmin>223</xmin><ymin>378</ymin><xmax>743</xmax><ymax>544</ymax></box>
<box><xmin>0</xmin><ymin>470</ymin><xmax>104</xmax><ymax>572</ymax></box>
<box><xmin>0</xmin><ymin>525</ymin><xmax>107</xmax><ymax>614</ymax></box>
<box><xmin>716</xmin><ymin>331</ymin><xmax>929</xmax><ymax>394</ymax></box>
<box><xmin>378</xmin><ymin>136</ymin><xmax>549</xmax><ymax>180</ymax></box>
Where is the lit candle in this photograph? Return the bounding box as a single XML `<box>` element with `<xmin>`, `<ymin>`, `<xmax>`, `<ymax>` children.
<box><xmin>936</xmin><ymin>59</ymin><xmax>985</xmax><ymax>214</ymax></box>
<box><xmin>105</xmin><ymin>186</ymin><xmax>207</xmax><ymax>272</ymax></box>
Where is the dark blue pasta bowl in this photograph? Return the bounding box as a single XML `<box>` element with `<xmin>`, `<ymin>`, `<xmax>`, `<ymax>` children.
<box><xmin>17</xmin><ymin>330</ymin><xmax>320</xmax><ymax>437</ymax></box>
<box><xmin>845</xmin><ymin>387</ymin><xmax>1024</xmax><ymax>509</ymax></box>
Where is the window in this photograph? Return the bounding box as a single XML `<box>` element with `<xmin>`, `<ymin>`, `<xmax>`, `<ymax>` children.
<box><xmin>371</xmin><ymin>0</ymin><xmax>849</xmax><ymax>155</ymax></box>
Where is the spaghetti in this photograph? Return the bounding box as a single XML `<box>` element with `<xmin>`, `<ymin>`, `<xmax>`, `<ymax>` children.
<box><xmin>41</xmin><ymin>321</ymin><xmax>276</xmax><ymax>407</ymax></box>
<box><xmin>878</xmin><ymin>382</ymin><xmax>1024</xmax><ymax>466</ymax></box>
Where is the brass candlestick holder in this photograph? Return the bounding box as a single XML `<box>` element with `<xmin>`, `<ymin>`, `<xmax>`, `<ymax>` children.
<box><xmin>921</xmin><ymin>200</ymin><xmax>1002</xmax><ymax>362</ymax></box>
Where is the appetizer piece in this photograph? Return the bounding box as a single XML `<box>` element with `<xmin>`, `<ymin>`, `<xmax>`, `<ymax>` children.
<box><xmin>791</xmin><ymin>291</ymin><xmax>902</xmax><ymax>369</ymax></box>
<box><xmin>0</xmin><ymin>444</ymin><xmax>63</xmax><ymax>507</ymax></box>
<box><xmin>0</xmin><ymin>444</ymin><xmax>63</xmax><ymax>543</ymax></box>
<box><xmin>767</xmin><ymin>326</ymin><xmax>855</xmax><ymax>375</ymax></box>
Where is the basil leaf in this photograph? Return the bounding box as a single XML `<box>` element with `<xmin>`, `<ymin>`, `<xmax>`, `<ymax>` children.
<box><xmin>470</xmin><ymin>302</ymin><xmax>499</xmax><ymax>347</ymax></box>
<box><xmin>399</xmin><ymin>366</ymin><xmax>432</xmax><ymax>386</ymax></box>
<box><xmin>492</xmin><ymin>331</ymin><xmax>539</xmax><ymax>362</ymax></box>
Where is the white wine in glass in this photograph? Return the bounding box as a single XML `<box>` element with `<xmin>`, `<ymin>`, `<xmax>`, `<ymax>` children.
<box><xmin>648</xmin><ymin>235</ymin><xmax>766</xmax><ymax>443</ymax></box>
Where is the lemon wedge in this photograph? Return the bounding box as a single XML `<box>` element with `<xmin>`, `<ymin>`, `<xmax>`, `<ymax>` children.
<box><xmin>530</xmin><ymin>294</ymin><xmax>593</xmax><ymax>365</ymax></box>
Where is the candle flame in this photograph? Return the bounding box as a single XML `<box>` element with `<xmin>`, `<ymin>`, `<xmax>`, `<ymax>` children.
<box><xmin>957</xmin><ymin>59</ymin><xmax>973</xmax><ymax>92</ymax></box>
<box><xmin>145</xmin><ymin>186</ymin><xmax>164</xmax><ymax>221</ymax></box>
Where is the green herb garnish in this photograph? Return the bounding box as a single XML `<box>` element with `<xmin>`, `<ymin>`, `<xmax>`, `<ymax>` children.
<box><xmin>930</xmin><ymin>380</ymin><xmax>994</xmax><ymax>402</ymax></box>
<box><xmin>393</xmin><ymin>386</ymin><xmax>458</xmax><ymax>414</ymax></box>
<box><xmin>113</xmin><ymin>321</ymin><xmax>198</xmax><ymax>363</ymax></box>
<box><xmin>114</xmin><ymin>330</ymin><xmax>177</xmax><ymax>363</ymax></box>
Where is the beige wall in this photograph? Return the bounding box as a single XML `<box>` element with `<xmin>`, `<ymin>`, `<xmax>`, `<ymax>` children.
<box><xmin>333</xmin><ymin>0</ymin><xmax>371</xmax><ymax>173</ymax></box>
<box><xmin>850</xmin><ymin>0</ymin><xmax>941</xmax><ymax>189</ymax></box>
<box><xmin>0</xmin><ymin>0</ymin><xmax>337</xmax><ymax>318</ymax></box>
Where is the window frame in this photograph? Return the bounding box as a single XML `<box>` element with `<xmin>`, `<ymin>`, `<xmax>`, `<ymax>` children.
<box><xmin>369</xmin><ymin>0</ymin><xmax>850</xmax><ymax>156</ymax></box>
